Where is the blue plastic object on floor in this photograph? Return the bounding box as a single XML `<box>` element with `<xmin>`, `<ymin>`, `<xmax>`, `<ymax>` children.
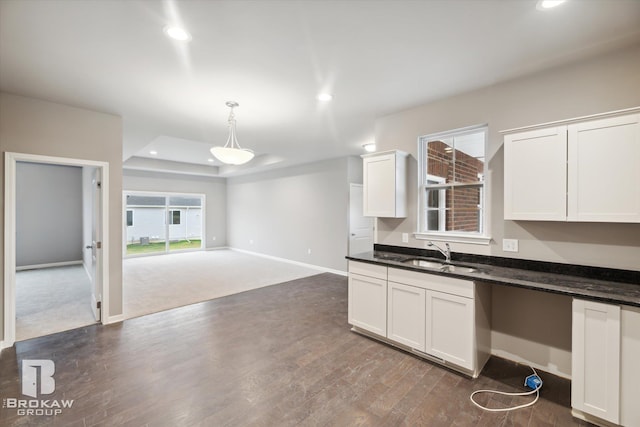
<box><xmin>525</xmin><ymin>374</ymin><xmax>543</xmax><ymax>390</ymax></box>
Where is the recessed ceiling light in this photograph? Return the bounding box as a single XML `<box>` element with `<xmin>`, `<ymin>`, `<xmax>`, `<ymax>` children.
<box><xmin>317</xmin><ymin>93</ymin><xmax>333</xmax><ymax>102</ymax></box>
<box><xmin>163</xmin><ymin>25</ymin><xmax>192</xmax><ymax>41</ymax></box>
<box><xmin>149</xmin><ymin>150</ymin><xmax>158</xmax><ymax>155</ymax></box>
<box><xmin>537</xmin><ymin>0</ymin><xmax>567</xmax><ymax>10</ymax></box>
<box><xmin>362</xmin><ymin>143</ymin><xmax>376</xmax><ymax>153</ymax></box>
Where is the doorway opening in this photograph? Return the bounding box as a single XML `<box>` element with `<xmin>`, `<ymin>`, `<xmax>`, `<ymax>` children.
<box><xmin>4</xmin><ymin>152</ymin><xmax>109</xmax><ymax>349</ymax></box>
<box><xmin>349</xmin><ymin>183</ymin><xmax>374</xmax><ymax>256</ymax></box>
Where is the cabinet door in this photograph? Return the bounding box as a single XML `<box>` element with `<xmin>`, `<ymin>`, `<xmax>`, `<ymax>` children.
<box><xmin>387</xmin><ymin>281</ymin><xmax>426</xmax><ymax>351</ymax></box>
<box><xmin>425</xmin><ymin>290</ymin><xmax>474</xmax><ymax>370</ymax></box>
<box><xmin>504</xmin><ymin>126</ymin><xmax>567</xmax><ymax>220</ymax></box>
<box><xmin>620</xmin><ymin>305</ymin><xmax>640</xmax><ymax>427</ymax></box>
<box><xmin>348</xmin><ymin>273</ymin><xmax>387</xmax><ymax>336</ymax></box>
<box><xmin>363</xmin><ymin>152</ymin><xmax>406</xmax><ymax>218</ymax></box>
<box><xmin>571</xmin><ymin>299</ymin><xmax>620</xmax><ymax>424</ymax></box>
<box><xmin>568</xmin><ymin>113</ymin><xmax>640</xmax><ymax>222</ymax></box>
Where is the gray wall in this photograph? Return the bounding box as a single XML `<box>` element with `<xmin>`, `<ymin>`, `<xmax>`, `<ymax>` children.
<box><xmin>227</xmin><ymin>157</ymin><xmax>359</xmax><ymax>272</ymax></box>
<box><xmin>0</xmin><ymin>92</ymin><xmax>123</xmax><ymax>339</ymax></box>
<box><xmin>123</xmin><ymin>169</ymin><xmax>227</xmax><ymax>248</ymax></box>
<box><xmin>373</xmin><ymin>44</ymin><xmax>640</xmax><ymax>377</ymax></box>
<box><xmin>375</xmin><ymin>44</ymin><xmax>640</xmax><ymax>270</ymax></box>
<box><xmin>16</xmin><ymin>162</ymin><xmax>83</xmax><ymax>267</ymax></box>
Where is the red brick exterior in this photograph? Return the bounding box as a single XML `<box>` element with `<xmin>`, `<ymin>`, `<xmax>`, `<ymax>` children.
<box><xmin>426</xmin><ymin>140</ymin><xmax>484</xmax><ymax>232</ymax></box>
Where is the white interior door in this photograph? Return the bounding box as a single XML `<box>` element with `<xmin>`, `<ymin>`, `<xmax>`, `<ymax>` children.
<box><xmin>349</xmin><ymin>184</ymin><xmax>374</xmax><ymax>256</ymax></box>
<box><xmin>90</xmin><ymin>168</ymin><xmax>102</xmax><ymax>321</ymax></box>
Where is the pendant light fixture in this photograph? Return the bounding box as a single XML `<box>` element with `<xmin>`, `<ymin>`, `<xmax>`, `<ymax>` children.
<box><xmin>210</xmin><ymin>101</ymin><xmax>255</xmax><ymax>165</ymax></box>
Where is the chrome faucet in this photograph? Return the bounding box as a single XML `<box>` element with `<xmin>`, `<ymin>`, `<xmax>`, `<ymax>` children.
<box><xmin>427</xmin><ymin>241</ymin><xmax>451</xmax><ymax>263</ymax></box>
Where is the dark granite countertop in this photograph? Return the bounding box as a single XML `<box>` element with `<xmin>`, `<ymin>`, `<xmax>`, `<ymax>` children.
<box><xmin>346</xmin><ymin>247</ymin><xmax>640</xmax><ymax>308</ymax></box>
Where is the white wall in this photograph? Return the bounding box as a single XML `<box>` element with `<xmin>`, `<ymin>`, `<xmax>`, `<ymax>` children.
<box><xmin>16</xmin><ymin>162</ymin><xmax>83</xmax><ymax>267</ymax></box>
<box><xmin>82</xmin><ymin>167</ymin><xmax>96</xmax><ymax>278</ymax></box>
<box><xmin>122</xmin><ymin>169</ymin><xmax>226</xmax><ymax>248</ymax></box>
<box><xmin>373</xmin><ymin>44</ymin><xmax>640</xmax><ymax>377</ymax></box>
<box><xmin>0</xmin><ymin>92</ymin><xmax>123</xmax><ymax>339</ymax></box>
<box><xmin>227</xmin><ymin>157</ymin><xmax>360</xmax><ymax>272</ymax></box>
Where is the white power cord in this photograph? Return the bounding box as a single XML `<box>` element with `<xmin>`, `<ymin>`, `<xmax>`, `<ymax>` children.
<box><xmin>470</xmin><ymin>366</ymin><xmax>542</xmax><ymax>412</ymax></box>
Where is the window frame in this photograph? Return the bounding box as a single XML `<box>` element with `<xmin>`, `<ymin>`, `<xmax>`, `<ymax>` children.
<box><xmin>126</xmin><ymin>210</ymin><xmax>133</xmax><ymax>227</ymax></box>
<box><xmin>169</xmin><ymin>209</ymin><xmax>181</xmax><ymax>225</ymax></box>
<box><xmin>415</xmin><ymin>124</ymin><xmax>491</xmax><ymax>245</ymax></box>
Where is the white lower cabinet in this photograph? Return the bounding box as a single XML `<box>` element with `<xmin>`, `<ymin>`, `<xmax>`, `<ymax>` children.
<box><xmin>571</xmin><ymin>299</ymin><xmax>620</xmax><ymax>424</ymax></box>
<box><xmin>572</xmin><ymin>299</ymin><xmax>640</xmax><ymax>427</ymax></box>
<box><xmin>348</xmin><ymin>261</ymin><xmax>491</xmax><ymax>378</ymax></box>
<box><xmin>426</xmin><ymin>290</ymin><xmax>474</xmax><ymax>371</ymax></box>
<box><xmin>348</xmin><ymin>261</ymin><xmax>388</xmax><ymax>337</ymax></box>
<box><xmin>620</xmin><ymin>306</ymin><xmax>640</xmax><ymax>427</ymax></box>
<box><xmin>387</xmin><ymin>281</ymin><xmax>426</xmax><ymax>351</ymax></box>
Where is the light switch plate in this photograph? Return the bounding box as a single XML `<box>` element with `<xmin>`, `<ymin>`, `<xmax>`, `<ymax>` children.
<box><xmin>503</xmin><ymin>238</ymin><xmax>519</xmax><ymax>252</ymax></box>
<box><xmin>402</xmin><ymin>233</ymin><xmax>409</xmax><ymax>243</ymax></box>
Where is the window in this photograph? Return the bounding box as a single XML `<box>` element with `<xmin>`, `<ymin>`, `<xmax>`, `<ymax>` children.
<box><xmin>169</xmin><ymin>210</ymin><xmax>181</xmax><ymax>225</ymax></box>
<box><xmin>417</xmin><ymin>125</ymin><xmax>489</xmax><ymax>243</ymax></box>
<box><xmin>125</xmin><ymin>193</ymin><xmax>204</xmax><ymax>256</ymax></box>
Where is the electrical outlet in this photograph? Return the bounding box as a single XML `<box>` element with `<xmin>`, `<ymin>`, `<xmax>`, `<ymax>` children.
<box><xmin>402</xmin><ymin>233</ymin><xmax>409</xmax><ymax>243</ymax></box>
<box><xmin>249</xmin><ymin>239</ymin><xmax>254</xmax><ymax>245</ymax></box>
<box><xmin>503</xmin><ymin>238</ymin><xmax>519</xmax><ymax>252</ymax></box>
<box><xmin>212</xmin><ymin>236</ymin><xmax>216</xmax><ymax>241</ymax></box>
<box><xmin>307</xmin><ymin>248</ymin><xmax>312</xmax><ymax>255</ymax></box>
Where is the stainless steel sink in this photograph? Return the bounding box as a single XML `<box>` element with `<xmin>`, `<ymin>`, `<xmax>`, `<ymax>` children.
<box><xmin>403</xmin><ymin>258</ymin><xmax>480</xmax><ymax>274</ymax></box>
<box><xmin>440</xmin><ymin>265</ymin><xmax>478</xmax><ymax>274</ymax></box>
<box><xmin>405</xmin><ymin>259</ymin><xmax>446</xmax><ymax>269</ymax></box>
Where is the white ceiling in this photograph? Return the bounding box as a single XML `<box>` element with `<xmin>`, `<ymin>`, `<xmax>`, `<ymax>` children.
<box><xmin>2</xmin><ymin>0</ymin><xmax>639</xmax><ymax>176</ymax></box>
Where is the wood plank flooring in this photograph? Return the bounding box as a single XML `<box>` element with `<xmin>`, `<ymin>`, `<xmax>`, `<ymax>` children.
<box><xmin>0</xmin><ymin>273</ymin><xmax>593</xmax><ymax>426</ymax></box>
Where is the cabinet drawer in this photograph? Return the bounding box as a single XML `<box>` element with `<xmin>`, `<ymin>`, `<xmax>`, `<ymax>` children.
<box><xmin>388</xmin><ymin>267</ymin><xmax>474</xmax><ymax>298</ymax></box>
<box><xmin>349</xmin><ymin>261</ymin><xmax>387</xmax><ymax>280</ymax></box>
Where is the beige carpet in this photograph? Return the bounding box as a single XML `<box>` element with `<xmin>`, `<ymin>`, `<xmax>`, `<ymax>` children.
<box><xmin>16</xmin><ymin>265</ymin><xmax>97</xmax><ymax>342</ymax></box>
<box><xmin>123</xmin><ymin>249</ymin><xmax>321</xmax><ymax>319</ymax></box>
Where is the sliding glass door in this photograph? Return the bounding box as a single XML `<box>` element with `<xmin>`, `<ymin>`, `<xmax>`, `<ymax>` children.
<box><xmin>125</xmin><ymin>192</ymin><xmax>204</xmax><ymax>256</ymax></box>
<box><xmin>168</xmin><ymin>196</ymin><xmax>203</xmax><ymax>252</ymax></box>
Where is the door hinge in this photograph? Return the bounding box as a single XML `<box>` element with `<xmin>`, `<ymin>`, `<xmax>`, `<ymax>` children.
<box><xmin>97</xmin><ymin>301</ymin><xmax>102</xmax><ymax>309</ymax></box>
<box><xmin>97</xmin><ymin>181</ymin><xmax>102</xmax><ymax>188</ymax></box>
<box><xmin>96</xmin><ymin>241</ymin><xmax>102</xmax><ymax>249</ymax></box>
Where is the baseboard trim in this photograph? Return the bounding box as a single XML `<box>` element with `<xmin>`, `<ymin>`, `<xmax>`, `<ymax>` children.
<box><xmin>0</xmin><ymin>340</ymin><xmax>9</xmax><ymax>351</ymax></box>
<box><xmin>104</xmin><ymin>314</ymin><xmax>125</xmax><ymax>325</ymax></box>
<box><xmin>16</xmin><ymin>260</ymin><xmax>83</xmax><ymax>271</ymax></box>
<box><xmin>490</xmin><ymin>348</ymin><xmax>571</xmax><ymax>380</ymax></box>
<box><xmin>230</xmin><ymin>248</ymin><xmax>347</xmax><ymax>276</ymax></box>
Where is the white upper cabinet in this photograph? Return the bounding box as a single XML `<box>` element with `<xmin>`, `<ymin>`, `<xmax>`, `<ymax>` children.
<box><xmin>504</xmin><ymin>126</ymin><xmax>567</xmax><ymax>220</ymax></box>
<box><xmin>567</xmin><ymin>114</ymin><xmax>640</xmax><ymax>222</ymax></box>
<box><xmin>362</xmin><ymin>150</ymin><xmax>408</xmax><ymax>218</ymax></box>
<box><xmin>504</xmin><ymin>110</ymin><xmax>640</xmax><ymax>223</ymax></box>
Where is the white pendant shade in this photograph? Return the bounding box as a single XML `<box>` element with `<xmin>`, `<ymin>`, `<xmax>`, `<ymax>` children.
<box><xmin>210</xmin><ymin>146</ymin><xmax>254</xmax><ymax>165</ymax></box>
<box><xmin>210</xmin><ymin>101</ymin><xmax>255</xmax><ymax>166</ymax></box>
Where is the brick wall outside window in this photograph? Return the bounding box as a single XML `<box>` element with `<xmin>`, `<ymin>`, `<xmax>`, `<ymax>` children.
<box><xmin>426</xmin><ymin>140</ymin><xmax>484</xmax><ymax>232</ymax></box>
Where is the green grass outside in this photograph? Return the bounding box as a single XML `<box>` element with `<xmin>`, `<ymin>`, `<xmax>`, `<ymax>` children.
<box><xmin>126</xmin><ymin>239</ymin><xmax>202</xmax><ymax>255</ymax></box>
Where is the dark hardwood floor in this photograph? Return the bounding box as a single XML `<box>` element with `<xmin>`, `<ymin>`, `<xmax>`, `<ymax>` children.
<box><xmin>1</xmin><ymin>273</ymin><xmax>592</xmax><ymax>426</ymax></box>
